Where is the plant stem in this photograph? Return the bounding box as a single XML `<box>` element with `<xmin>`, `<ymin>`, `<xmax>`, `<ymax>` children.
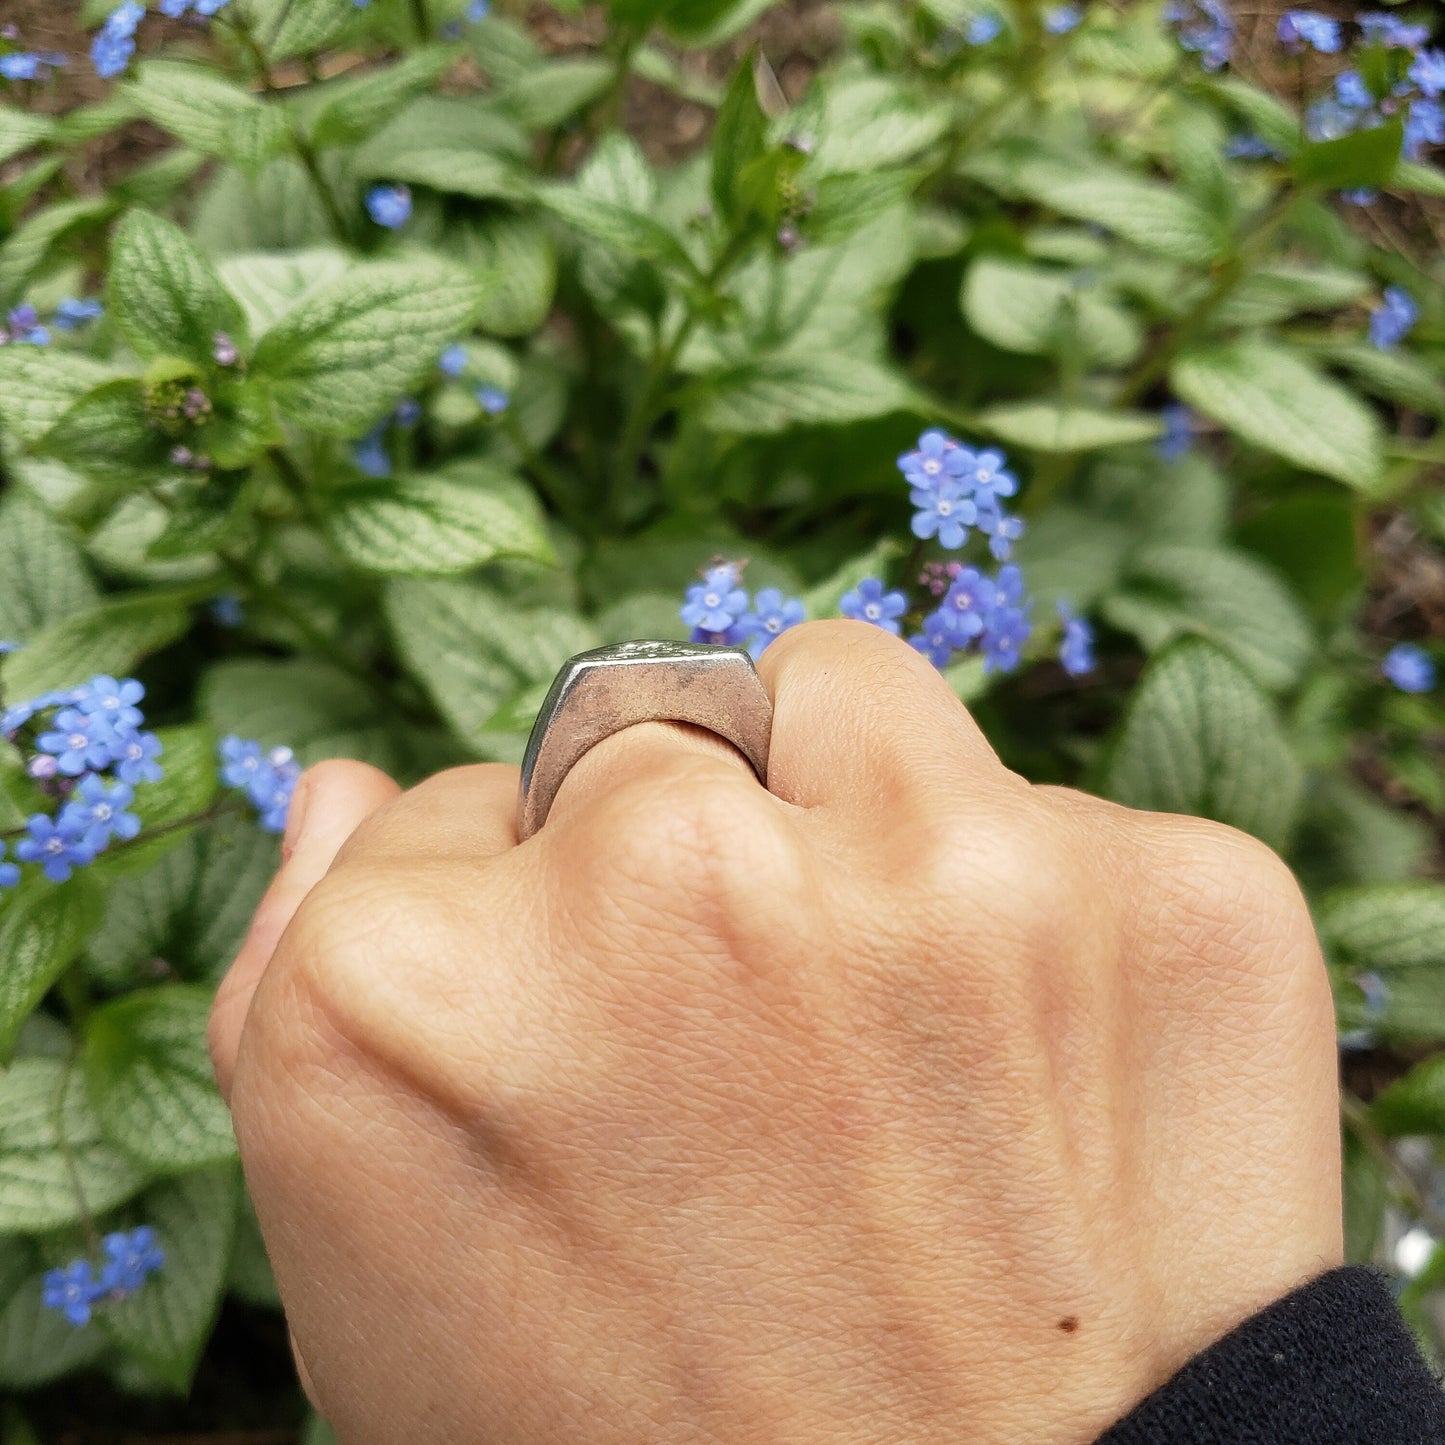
<box><xmin>607</xmin><ymin>229</ymin><xmax>755</xmax><ymax>518</ymax></box>
<box><xmin>409</xmin><ymin>0</ymin><xmax>430</xmax><ymax>42</ymax></box>
<box><xmin>1117</xmin><ymin>188</ymin><xmax>1301</xmax><ymax>407</ymax></box>
<box><xmin>293</xmin><ymin>131</ymin><xmax>353</xmax><ymax>245</ymax></box>
<box><xmin>501</xmin><ymin>415</ymin><xmax>589</xmax><ymax>533</ymax></box>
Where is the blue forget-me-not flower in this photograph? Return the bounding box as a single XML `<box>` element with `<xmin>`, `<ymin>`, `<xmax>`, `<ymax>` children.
<box><xmin>1370</xmin><ymin>287</ymin><xmax>1418</xmax><ymax>350</ymax></box>
<box><xmin>219</xmin><ymin>737</ymin><xmax>303</xmax><ymax>833</ymax></box>
<box><xmin>366</xmin><ymin>183</ymin><xmax>412</xmax><ymax>229</ymax></box>
<box><xmin>1164</xmin><ymin>0</ymin><xmax>1233</xmax><ymax>71</ymax></box>
<box><xmin>740</xmin><ymin>588</ymin><xmax>806</xmax><ymax>657</ymax></box>
<box><xmin>1057</xmin><ymin>602</ymin><xmax>1096</xmax><ymax>676</ymax></box>
<box><xmin>682</xmin><ymin>563</ymin><xmax>749</xmax><ymax>635</ymax></box>
<box><xmin>43</xmin><ymin>1262</ymin><xmax>104</xmax><ymax>1328</ymax></box>
<box><xmin>841</xmin><ymin>578</ymin><xmax>908</xmax><ymax>635</ymax></box>
<box><xmin>99</xmin><ymin>1227</ymin><xmax>166</xmax><ymax>1295</ymax></box>
<box><xmin>1278</xmin><ymin>10</ymin><xmax>1342</xmax><ymax>53</ymax></box>
<box><xmin>1382</xmin><ymin>642</ymin><xmax>1436</xmax><ymax>693</ymax></box>
<box><xmin>1359</xmin><ymin>12</ymin><xmax>1431</xmax><ymax>51</ymax></box>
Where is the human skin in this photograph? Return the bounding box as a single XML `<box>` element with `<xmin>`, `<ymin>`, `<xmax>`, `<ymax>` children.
<box><xmin>209</xmin><ymin>620</ymin><xmax>1343</xmax><ymax>1445</ymax></box>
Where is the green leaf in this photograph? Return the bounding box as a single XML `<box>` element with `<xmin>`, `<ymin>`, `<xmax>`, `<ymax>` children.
<box><xmin>326</xmin><ymin>461</ymin><xmax>555</xmax><ymax>575</ymax></box>
<box><xmin>0</xmin><ymin>493</ymin><xmax>99</xmax><ymax>641</ymax></box>
<box><xmin>385</xmin><ymin>577</ymin><xmax>597</xmax><ymax>752</ymax></box>
<box><xmin>1211</xmin><ymin>265</ymin><xmax>1371</xmax><ymax>330</ymax></box>
<box><xmin>1101</xmin><ymin>637</ymin><xmax>1303</xmax><ymax>849</ymax></box>
<box><xmin>1373</xmin><ymin>1056</ymin><xmax>1445</xmax><ymax>1137</ymax></box>
<box><xmin>37</xmin><ymin>379</ymin><xmax>177</xmax><ymax>489</ymax></box>
<box><xmin>535</xmin><ymin>182</ymin><xmax>698</xmax><ymax>272</ymax></box>
<box><xmin>492</xmin><ymin>58</ymin><xmax>614</xmax><ymax>129</ymax></box>
<box><xmin>123</xmin><ymin>63</ymin><xmax>290</xmax><ymax>172</ymax></box>
<box><xmin>0</xmin><ymin>106</ymin><xmax>54</xmax><ymax>166</ymax></box>
<box><xmin>216</xmin><ymin>247</ymin><xmax>351</xmax><ymax>337</ymax></box>
<box><xmin>799</xmin><ymin>538</ymin><xmax>904</xmax><ymax>620</ymax></box>
<box><xmin>99</xmin><ymin>1165</ymin><xmax>240</xmax><ymax>1392</ymax></box>
<box><xmin>84</xmin><ymin>988</ymin><xmax>236</xmax><ymax>1173</ymax></box>
<box><xmin>0</xmin><ymin>342</ymin><xmax>119</xmax><ymax>447</ymax></box>
<box><xmin>2</xmin><ymin>590</ymin><xmax>194</xmax><ymax>699</ymax></box>
<box><xmin>200</xmin><ymin>658</ymin><xmax>399</xmax><ymax>772</ymax></box>
<box><xmin>193</xmin><ymin>158</ymin><xmax>334</xmax><ymax>255</ymax></box>
<box><xmin>807</xmin><ymin>170</ymin><xmax>923</xmax><ymax>246</ymax></box>
<box><xmin>1390</xmin><ymin>160</ymin><xmax>1445</xmax><ymax>198</ymax></box>
<box><xmin>0</xmin><ymin>198</ymin><xmax>113</xmax><ymax>309</ymax></box>
<box><xmin>1295</xmin><ymin>120</ymin><xmax>1404</xmax><ymax>191</ymax></box>
<box><xmin>451</xmin><ymin>215</ymin><xmax>557</xmax><ymax>337</ymax></box>
<box><xmin>1316</xmin><ymin>883</ymin><xmax>1445</xmax><ymax>973</ymax></box>
<box><xmin>0</xmin><ymin>1246</ymin><xmax>107</xmax><ymax>1389</ymax></box>
<box><xmin>1009</xmin><ymin>506</ymin><xmax>1128</xmax><ymax>610</ymax></box>
<box><xmin>1342</xmin><ymin>1131</ymin><xmax>1385</xmax><ymax>1262</ymax></box>
<box><xmin>699</xmin><ymin>354</ymin><xmax>920</xmax><ymax>434</ymax></box>
<box><xmin>311</xmin><ymin>46</ymin><xmax>457</xmax><ymax>148</ymax></box>
<box><xmin>973</xmin><ymin>401</ymin><xmax>1161</xmax><ymax>453</ymax></box>
<box><xmin>1171</xmin><ymin>339</ymin><xmax>1385</xmax><ymax>491</ymax></box>
<box><xmin>131</xmin><ymin>722</ymin><xmax>220</xmax><ymax>832</ymax></box>
<box><xmin>962</xmin><ymin>256</ymin><xmax>1141</xmax><ymax>368</ymax></box>
<box><xmin>0</xmin><ymin>1058</ymin><xmax>150</xmax><ymax>1233</ymax></box>
<box><xmin>0</xmin><ymin>878</ymin><xmax>104</xmax><ymax>1064</ymax></box>
<box><xmin>711</xmin><ymin>55</ymin><xmax>770</xmax><ymax>222</ymax></box>
<box><xmin>113</xmin><ymin>148</ymin><xmax>207</xmax><ymax>210</ymax></box>
<box><xmin>86</xmin><ymin>819</ymin><xmax>278</xmax><ymax>990</ymax></box>
<box><xmin>1103</xmin><ymin>543</ymin><xmax>1315</xmax><ymax>691</ymax></box>
<box><xmin>811</xmin><ymin>75</ymin><xmax>952</xmax><ymax>176</ymax></box>
<box><xmin>252</xmin><ymin>258</ymin><xmax>486</xmax><ymax>433</ymax></box>
<box><xmin>1314</xmin><ymin>340</ymin><xmax>1445</xmax><ymax>417</ymax></box>
<box><xmin>351</xmin><ymin>97</ymin><xmax>529</xmax><ymax>202</ymax></box>
<box><xmin>969</xmin><ymin>147</ymin><xmax>1224</xmax><ymax>263</ymax></box>
<box><xmin>1233</xmin><ymin>493</ymin><xmax>1361</xmax><ymax>619</ymax></box>
<box><xmin>227</xmin><ymin>1190</ymin><xmax>280</xmax><ymax>1308</ymax></box>
<box><xmin>262</xmin><ymin>0</ymin><xmax>360</xmax><ymax>58</ymax></box>
<box><xmin>107</xmin><ymin>211</ymin><xmax>247</xmax><ymax>368</ymax></box>
<box><xmin>1202</xmin><ymin>76</ymin><xmax>1300</xmax><ymax>158</ymax></box>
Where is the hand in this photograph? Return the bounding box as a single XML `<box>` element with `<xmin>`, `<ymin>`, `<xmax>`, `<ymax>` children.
<box><xmin>209</xmin><ymin>622</ymin><xmax>1342</xmax><ymax>1445</ymax></box>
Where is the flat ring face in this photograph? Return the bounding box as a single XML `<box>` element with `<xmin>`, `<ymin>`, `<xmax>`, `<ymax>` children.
<box><xmin>516</xmin><ymin>641</ymin><xmax>773</xmax><ymax>841</ymax></box>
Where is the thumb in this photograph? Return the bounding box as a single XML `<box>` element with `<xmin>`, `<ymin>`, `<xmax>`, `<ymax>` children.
<box><xmin>209</xmin><ymin>759</ymin><xmax>401</xmax><ymax>1105</ymax></box>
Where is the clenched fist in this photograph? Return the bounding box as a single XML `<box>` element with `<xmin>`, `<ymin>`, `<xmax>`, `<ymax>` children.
<box><xmin>208</xmin><ymin>621</ymin><xmax>1342</xmax><ymax>1445</ymax></box>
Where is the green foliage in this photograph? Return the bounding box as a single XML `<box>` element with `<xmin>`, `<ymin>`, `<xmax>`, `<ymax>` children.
<box><xmin>0</xmin><ymin>0</ymin><xmax>1442</xmax><ymax>1416</ymax></box>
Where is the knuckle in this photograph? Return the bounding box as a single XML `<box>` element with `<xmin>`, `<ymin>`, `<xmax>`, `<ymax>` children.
<box><xmin>1138</xmin><ymin>815</ymin><xmax>1321</xmax><ymax>996</ymax></box>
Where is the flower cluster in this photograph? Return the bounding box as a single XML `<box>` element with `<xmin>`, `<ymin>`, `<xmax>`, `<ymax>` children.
<box><xmin>680</xmin><ymin>563</ymin><xmax>807</xmax><ymax>659</ymax></box>
<box><xmin>1302</xmin><ymin>13</ymin><xmax>1443</xmax><ymax>165</ymax></box>
<box><xmin>1383</xmin><ymin>642</ymin><xmax>1437</xmax><ymax>694</ymax></box>
<box><xmin>1157</xmin><ymin>402</ymin><xmax>1196</xmax><ymax>461</ymax></box>
<box><xmin>42</xmin><ymin>1228</ymin><xmax>165</xmax><ymax>1329</ymax></box>
<box><xmin>0</xmin><ymin>47</ymin><xmax>66</xmax><ymax>82</ymax></box>
<box><xmin>439</xmin><ymin>343</ymin><xmax>511</xmax><ymax>415</ymax></box>
<box><xmin>0</xmin><ymin>675</ymin><xmax>164</xmax><ymax>886</ymax></box>
<box><xmin>897</xmin><ymin>429</ymin><xmax>1024</xmax><ymax>561</ymax></box>
<box><xmin>92</xmin><ymin>0</ymin><xmax>232</xmax><ymax>78</ymax></box>
<box><xmin>0</xmin><ymin>298</ymin><xmax>105</xmax><ymax>347</ymax></box>
<box><xmin>681</xmin><ymin>428</ymin><xmax>1101</xmax><ymax>684</ymax></box>
<box><xmin>907</xmin><ymin>563</ymin><xmax>1034</xmax><ymax>674</ymax></box>
<box><xmin>1164</xmin><ymin>0</ymin><xmax>1234</xmax><ymax>72</ymax></box>
<box><xmin>1369</xmin><ymin>286</ymin><xmax>1418</xmax><ymax>350</ymax></box>
<box><xmin>219</xmin><ymin>737</ymin><xmax>301</xmax><ymax>833</ymax></box>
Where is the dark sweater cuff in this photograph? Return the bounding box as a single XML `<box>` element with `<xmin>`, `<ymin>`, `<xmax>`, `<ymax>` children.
<box><xmin>1096</xmin><ymin>1266</ymin><xmax>1445</xmax><ymax>1444</ymax></box>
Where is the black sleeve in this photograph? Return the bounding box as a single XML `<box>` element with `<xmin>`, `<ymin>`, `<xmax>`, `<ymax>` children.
<box><xmin>1095</xmin><ymin>1266</ymin><xmax>1445</xmax><ymax>1444</ymax></box>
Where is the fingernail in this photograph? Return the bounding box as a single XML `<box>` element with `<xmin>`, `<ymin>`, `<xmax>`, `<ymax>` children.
<box><xmin>280</xmin><ymin>773</ymin><xmax>314</xmax><ymax>861</ymax></box>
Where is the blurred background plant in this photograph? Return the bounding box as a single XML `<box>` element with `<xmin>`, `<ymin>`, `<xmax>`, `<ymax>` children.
<box><xmin>0</xmin><ymin>0</ymin><xmax>1442</xmax><ymax>1437</ymax></box>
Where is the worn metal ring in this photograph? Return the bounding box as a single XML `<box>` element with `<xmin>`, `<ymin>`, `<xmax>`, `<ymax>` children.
<box><xmin>516</xmin><ymin>641</ymin><xmax>773</xmax><ymax>842</ymax></box>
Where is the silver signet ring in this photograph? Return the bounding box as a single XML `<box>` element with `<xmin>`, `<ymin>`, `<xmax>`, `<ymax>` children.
<box><xmin>516</xmin><ymin>641</ymin><xmax>773</xmax><ymax>842</ymax></box>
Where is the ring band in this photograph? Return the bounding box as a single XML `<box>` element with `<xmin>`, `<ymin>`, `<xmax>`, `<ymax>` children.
<box><xmin>516</xmin><ymin>641</ymin><xmax>773</xmax><ymax>841</ymax></box>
